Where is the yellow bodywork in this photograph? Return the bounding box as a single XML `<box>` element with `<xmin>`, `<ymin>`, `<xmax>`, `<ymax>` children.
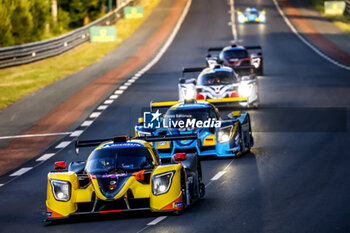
<box><xmin>203</xmin><ymin>134</ymin><xmax>216</xmax><ymax>146</ymax></box>
<box><xmin>156</xmin><ymin>141</ymin><xmax>170</xmax><ymax>149</ymax></box>
<box><xmin>46</xmin><ymin>139</ymin><xmax>184</xmax><ymax>219</ymax></box>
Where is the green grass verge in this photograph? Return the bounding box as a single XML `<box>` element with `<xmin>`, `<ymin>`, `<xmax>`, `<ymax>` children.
<box><xmin>309</xmin><ymin>0</ymin><xmax>350</xmax><ymax>34</ymax></box>
<box><xmin>0</xmin><ymin>0</ymin><xmax>161</xmax><ymax>110</ymax></box>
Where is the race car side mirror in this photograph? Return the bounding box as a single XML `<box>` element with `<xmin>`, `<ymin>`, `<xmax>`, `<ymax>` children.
<box><xmin>206</xmin><ymin>54</ymin><xmax>212</xmax><ymax>58</ymax></box>
<box><xmin>179</xmin><ymin>78</ymin><xmax>186</xmax><ymax>84</ymax></box>
<box><xmin>228</xmin><ymin>111</ymin><xmax>241</xmax><ymax>118</ymax></box>
<box><xmin>257</xmin><ymin>52</ymin><xmax>262</xmax><ymax>56</ymax></box>
<box><xmin>172</xmin><ymin>153</ymin><xmax>187</xmax><ymax>163</ymax></box>
<box><xmin>138</xmin><ymin>117</ymin><xmax>144</xmax><ymax>124</ymax></box>
<box><xmin>54</xmin><ymin>161</ymin><xmax>66</xmax><ymax>171</ymax></box>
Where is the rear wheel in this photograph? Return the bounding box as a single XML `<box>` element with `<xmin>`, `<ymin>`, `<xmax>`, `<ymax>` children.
<box><xmin>199</xmin><ymin>182</ymin><xmax>205</xmax><ymax>198</ymax></box>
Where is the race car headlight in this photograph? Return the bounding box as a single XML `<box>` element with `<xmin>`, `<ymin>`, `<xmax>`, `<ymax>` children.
<box><xmin>238</xmin><ymin>14</ymin><xmax>245</xmax><ymax>23</ymax></box>
<box><xmin>251</xmin><ymin>57</ymin><xmax>260</xmax><ymax>68</ymax></box>
<box><xmin>259</xmin><ymin>13</ymin><xmax>266</xmax><ymax>22</ymax></box>
<box><xmin>238</xmin><ymin>84</ymin><xmax>253</xmax><ymax>97</ymax></box>
<box><xmin>152</xmin><ymin>171</ymin><xmax>175</xmax><ymax>195</ymax></box>
<box><xmin>217</xmin><ymin>125</ymin><xmax>233</xmax><ymax>143</ymax></box>
<box><xmin>182</xmin><ymin>87</ymin><xmax>196</xmax><ymax>101</ymax></box>
<box><xmin>50</xmin><ymin>179</ymin><xmax>71</xmax><ymax>202</ymax></box>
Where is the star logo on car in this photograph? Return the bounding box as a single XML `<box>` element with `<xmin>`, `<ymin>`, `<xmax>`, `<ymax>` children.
<box><xmin>151</xmin><ymin>109</ymin><xmax>162</xmax><ymax>122</ymax></box>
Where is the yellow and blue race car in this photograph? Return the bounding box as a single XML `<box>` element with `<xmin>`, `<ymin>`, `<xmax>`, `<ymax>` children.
<box><xmin>237</xmin><ymin>8</ymin><xmax>266</xmax><ymax>24</ymax></box>
<box><xmin>135</xmin><ymin>100</ymin><xmax>254</xmax><ymax>160</ymax></box>
<box><xmin>46</xmin><ymin>134</ymin><xmax>205</xmax><ymax>221</ymax></box>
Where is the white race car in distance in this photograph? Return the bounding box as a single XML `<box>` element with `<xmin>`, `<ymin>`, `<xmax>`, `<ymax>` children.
<box><xmin>179</xmin><ymin>65</ymin><xmax>259</xmax><ymax>108</ymax></box>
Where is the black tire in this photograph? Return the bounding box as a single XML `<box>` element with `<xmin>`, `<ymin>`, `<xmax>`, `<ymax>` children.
<box><xmin>174</xmin><ymin>170</ymin><xmax>187</xmax><ymax>215</ymax></box>
<box><xmin>199</xmin><ymin>182</ymin><xmax>205</xmax><ymax>198</ymax></box>
<box><xmin>235</xmin><ymin>125</ymin><xmax>243</xmax><ymax>158</ymax></box>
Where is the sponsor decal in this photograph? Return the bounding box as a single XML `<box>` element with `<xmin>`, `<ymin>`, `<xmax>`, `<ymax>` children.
<box><xmin>143</xmin><ymin>110</ymin><xmax>221</xmax><ymax>129</ymax></box>
<box><xmin>103</xmin><ymin>143</ymin><xmax>142</xmax><ymax>148</ymax></box>
<box><xmin>90</xmin><ymin>26</ymin><xmax>117</xmax><ymax>43</ymax></box>
<box><xmin>110</xmin><ymin>180</ymin><xmax>117</xmax><ymax>185</ymax></box>
<box><xmin>102</xmin><ymin>173</ymin><xmax>128</xmax><ymax>178</ymax></box>
<box><xmin>124</xmin><ymin>6</ymin><xmax>144</xmax><ymax>19</ymax></box>
<box><xmin>173</xmin><ymin>202</ymin><xmax>183</xmax><ymax>208</ymax></box>
<box><xmin>46</xmin><ymin>211</ymin><xmax>52</xmax><ymax>217</ymax></box>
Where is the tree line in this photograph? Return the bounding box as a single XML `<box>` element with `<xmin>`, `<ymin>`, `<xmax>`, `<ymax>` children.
<box><xmin>0</xmin><ymin>0</ymin><xmax>106</xmax><ymax>47</ymax></box>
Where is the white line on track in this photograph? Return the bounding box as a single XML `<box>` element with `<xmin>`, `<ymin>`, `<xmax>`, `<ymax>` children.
<box><xmin>272</xmin><ymin>0</ymin><xmax>350</xmax><ymax>70</ymax></box>
<box><xmin>211</xmin><ymin>171</ymin><xmax>226</xmax><ymax>181</ymax></box>
<box><xmin>127</xmin><ymin>79</ymin><xmax>136</xmax><ymax>83</ymax></box>
<box><xmin>147</xmin><ymin>216</ymin><xmax>168</xmax><ymax>225</ymax></box>
<box><xmin>0</xmin><ymin>132</ymin><xmax>72</xmax><ymax>140</ymax></box>
<box><xmin>104</xmin><ymin>99</ymin><xmax>114</xmax><ymax>104</ymax></box>
<box><xmin>89</xmin><ymin>112</ymin><xmax>101</xmax><ymax>118</ymax></box>
<box><xmin>0</xmin><ymin>184</ymin><xmax>3</xmax><ymax>187</ymax></box>
<box><xmin>70</xmin><ymin>130</ymin><xmax>84</xmax><ymax>137</ymax></box>
<box><xmin>10</xmin><ymin>167</ymin><xmax>32</xmax><ymax>176</ymax></box>
<box><xmin>110</xmin><ymin>95</ymin><xmax>119</xmax><ymax>99</ymax></box>
<box><xmin>119</xmin><ymin>85</ymin><xmax>128</xmax><ymax>90</ymax></box>
<box><xmin>36</xmin><ymin>153</ymin><xmax>55</xmax><ymax>161</ymax></box>
<box><xmin>115</xmin><ymin>90</ymin><xmax>124</xmax><ymax>95</ymax></box>
<box><xmin>124</xmin><ymin>82</ymin><xmax>132</xmax><ymax>86</ymax></box>
<box><xmin>97</xmin><ymin>105</ymin><xmax>108</xmax><ymax>110</ymax></box>
<box><xmin>55</xmin><ymin>141</ymin><xmax>71</xmax><ymax>149</ymax></box>
<box><xmin>131</xmin><ymin>76</ymin><xmax>139</xmax><ymax>80</ymax></box>
<box><xmin>229</xmin><ymin>0</ymin><xmax>238</xmax><ymax>41</ymax></box>
<box><xmin>81</xmin><ymin>120</ymin><xmax>93</xmax><ymax>127</ymax></box>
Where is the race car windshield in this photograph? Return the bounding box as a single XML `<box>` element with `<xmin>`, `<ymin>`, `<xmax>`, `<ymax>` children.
<box><xmin>85</xmin><ymin>147</ymin><xmax>153</xmax><ymax>174</ymax></box>
<box><xmin>164</xmin><ymin>108</ymin><xmax>216</xmax><ymax>127</ymax></box>
<box><xmin>246</xmin><ymin>11</ymin><xmax>258</xmax><ymax>16</ymax></box>
<box><xmin>198</xmin><ymin>72</ymin><xmax>237</xmax><ymax>86</ymax></box>
<box><xmin>221</xmin><ymin>50</ymin><xmax>248</xmax><ymax>59</ymax></box>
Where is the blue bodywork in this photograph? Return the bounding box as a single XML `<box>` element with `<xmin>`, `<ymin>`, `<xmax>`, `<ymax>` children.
<box><xmin>135</xmin><ymin>102</ymin><xmax>253</xmax><ymax>159</ymax></box>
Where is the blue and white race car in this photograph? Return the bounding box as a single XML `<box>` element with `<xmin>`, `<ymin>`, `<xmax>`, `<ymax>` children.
<box><xmin>178</xmin><ymin>65</ymin><xmax>259</xmax><ymax>108</ymax></box>
<box><xmin>237</xmin><ymin>8</ymin><xmax>266</xmax><ymax>24</ymax></box>
<box><xmin>135</xmin><ymin>100</ymin><xmax>254</xmax><ymax>160</ymax></box>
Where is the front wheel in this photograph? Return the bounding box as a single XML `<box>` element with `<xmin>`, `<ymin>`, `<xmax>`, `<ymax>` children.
<box><xmin>174</xmin><ymin>170</ymin><xmax>187</xmax><ymax>215</ymax></box>
<box><xmin>235</xmin><ymin>128</ymin><xmax>243</xmax><ymax>158</ymax></box>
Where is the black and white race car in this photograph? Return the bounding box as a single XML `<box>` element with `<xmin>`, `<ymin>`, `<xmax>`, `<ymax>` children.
<box><xmin>178</xmin><ymin>65</ymin><xmax>259</xmax><ymax>108</ymax></box>
<box><xmin>207</xmin><ymin>44</ymin><xmax>264</xmax><ymax>76</ymax></box>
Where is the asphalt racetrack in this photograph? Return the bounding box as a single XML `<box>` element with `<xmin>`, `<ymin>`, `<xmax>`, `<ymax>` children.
<box><xmin>0</xmin><ymin>0</ymin><xmax>349</xmax><ymax>232</ymax></box>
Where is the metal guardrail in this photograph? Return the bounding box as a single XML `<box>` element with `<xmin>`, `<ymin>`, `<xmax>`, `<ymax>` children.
<box><xmin>0</xmin><ymin>0</ymin><xmax>139</xmax><ymax>69</ymax></box>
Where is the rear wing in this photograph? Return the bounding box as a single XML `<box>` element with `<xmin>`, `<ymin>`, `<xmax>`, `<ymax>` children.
<box><xmin>182</xmin><ymin>67</ymin><xmax>206</xmax><ymax>76</ymax></box>
<box><xmin>150</xmin><ymin>97</ymin><xmax>247</xmax><ymax>111</ymax></box>
<box><xmin>245</xmin><ymin>46</ymin><xmax>262</xmax><ymax>50</ymax></box>
<box><xmin>135</xmin><ymin>134</ymin><xmax>198</xmax><ymax>142</ymax></box>
<box><xmin>183</xmin><ymin>65</ymin><xmax>256</xmax><ymax>76</ymax></box>
<box><xmin>74</xmin><ymin>134</ymin><xmax>198</xmax><ymax>154</ymax></box>
<box><xmin>208</xmin><ymin>45</ymin><xmax>262</xmax><ymax>52</ymax></box>
<box><xmin>207</xmin><ymin>47</ymin><xmax>224</xmax><ymax>52</ymax></box>
<box><xmin>233</xmin><ymin>65</ymin><xmax>256</xmax><ymax>75</ymax></box>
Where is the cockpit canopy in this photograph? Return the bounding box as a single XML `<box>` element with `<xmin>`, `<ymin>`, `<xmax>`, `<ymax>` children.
<box><xmin>198</xmin><ymin>71</ymin><xmax>238</xmax><ymax>86</ymax></box>
<box><xmin>220</xmin><ymin>48</ymin><xmax>248</xmax><ymax>60</ymax></box>
<box><xmin>85</xmin><ymin>145</ymin><xmax>154</xmax><ymax>174</ymax></box>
